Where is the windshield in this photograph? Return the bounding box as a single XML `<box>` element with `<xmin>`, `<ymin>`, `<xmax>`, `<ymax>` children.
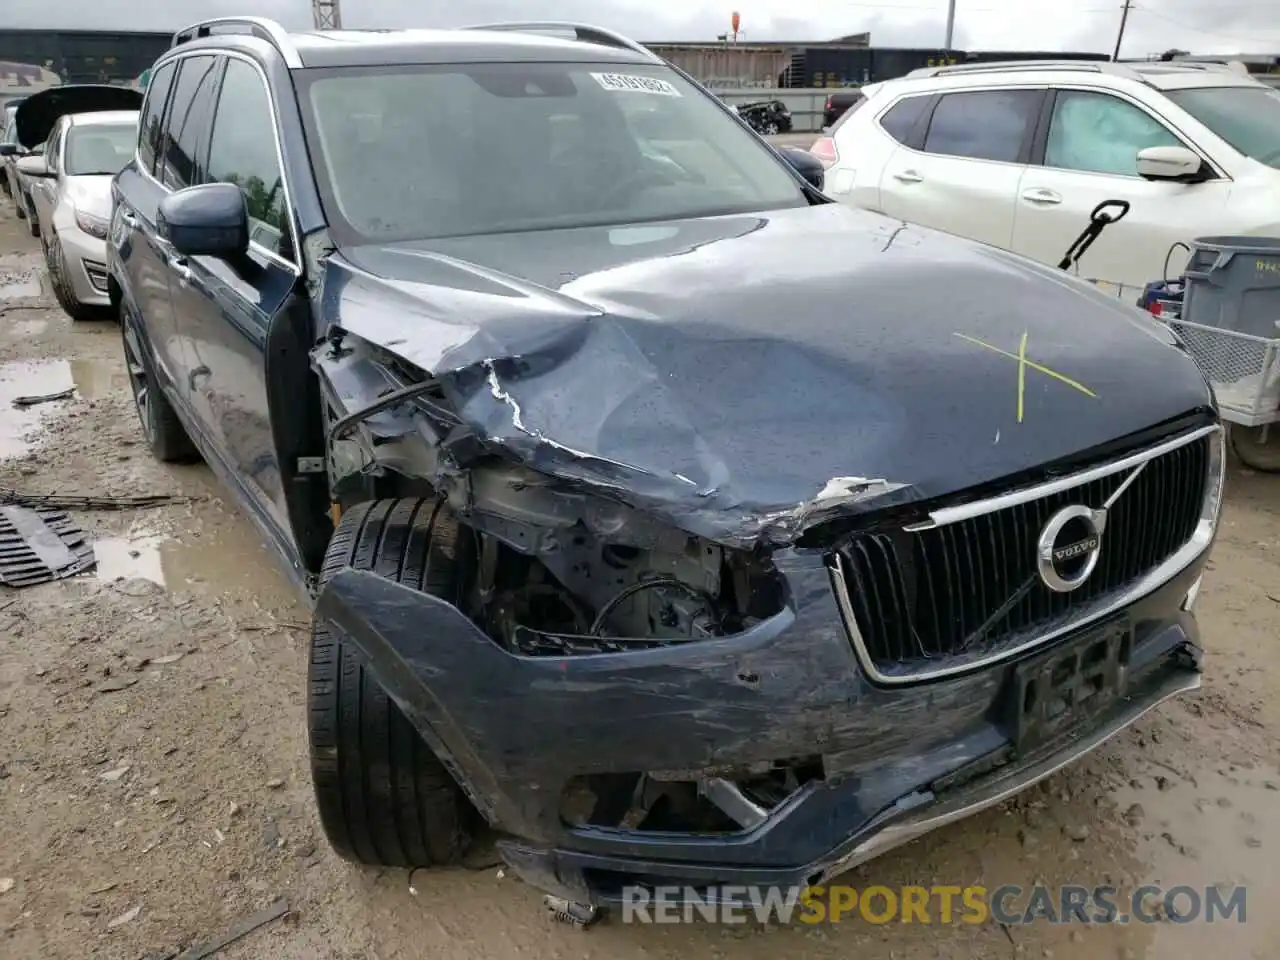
<box><xmin>1165</xmin><ymin>85</ymin><xmax>1280</xmax><ymax>169</ymax></box>
<box><xmin>2</xmin><ymin>108</ymin><xmax>16</xmax><ymax>145</ymax></box>
<box><xmin>65</xmin><ymin>123</ymin><xmax>136</xmax><ymax>176</ymax></box>
<box><xmin>297</xmin><ymin>61</ymin><xmax>807</xmax><ymax>242</ymax></box>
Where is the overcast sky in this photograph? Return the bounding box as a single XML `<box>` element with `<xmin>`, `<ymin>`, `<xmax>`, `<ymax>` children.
<box><xmin>9</xmin><ymin>0</ymin><xmax>1280</xmax><ymax>57</ymax></box>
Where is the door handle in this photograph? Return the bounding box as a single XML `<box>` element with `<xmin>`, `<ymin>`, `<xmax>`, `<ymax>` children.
<box><xmin>1021</xmin><ymin>188</ymin><xmax>1062</xmax><ymax>204</ymax></box>
<box><xmin>893</xmin><ymin>170</ymin><xmax>924</xmax><ymax>183</ymax></box>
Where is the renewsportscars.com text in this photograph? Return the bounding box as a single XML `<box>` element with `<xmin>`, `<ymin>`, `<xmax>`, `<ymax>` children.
<box><xmin>620</xmin><ymin>883</ymin><xmax>1247</xmax><ymax>925</ymax></box>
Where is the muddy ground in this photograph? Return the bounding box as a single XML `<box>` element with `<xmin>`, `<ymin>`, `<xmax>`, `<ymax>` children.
<box><xmin>0</xmin><ymin>200</ymin><xmax>1277</xmax><ymax>960</ymax></box>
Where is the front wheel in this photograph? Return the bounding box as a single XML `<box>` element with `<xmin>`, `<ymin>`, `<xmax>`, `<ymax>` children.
<box><xmin>48</xmin><ymin>235</ymin><xmax>98</xmax><ymax>323</ymax></box>
<box><xmin>1230</xmin><ymin>424</ymin><xmax>1280</xmax><ymax>472</ymax></box>
<box><xmin>120</xmin><ymin>304</ymin><xmax>199</xmax><ymax>463</ymax></box>
<box><xmin>309</xmin><ymin>499</ymin><xmax>479</xmax><ymax>868</ymax></box>
<box><xmin>23</xmin><ymin>196</ymin><xmax>38</xmax><ymax>237</ymax></box>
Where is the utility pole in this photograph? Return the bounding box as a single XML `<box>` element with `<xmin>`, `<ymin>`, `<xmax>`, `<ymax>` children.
<box><xmin>944</xmin><ymin>0</ymin><xmax>956</xmax><ymax>50</ymax></box>
<box><xmin>312</xmin><ymin>0</ymin><xmax>342</xmax><ymax>30</ymax></box>
<box><xmin>1112</xmin><ymin>0</ymin><xmax>1133</xmax><ymax>61</ymax></box>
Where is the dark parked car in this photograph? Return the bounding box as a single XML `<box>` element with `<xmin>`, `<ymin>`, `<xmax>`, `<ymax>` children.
<box><xmin>822</xmin><ymin>88</ymin><xmax>865</xmax><ymax>127</ymax></box>
<box><xmin>735</xmin><ymin>98</ymin><xmax>792</xmax><ymax>134</ymax></box>
<box><xmin>110</xmin><ymin>17</ymin><xmax>1224</xmax><ymax>914</ymax></box>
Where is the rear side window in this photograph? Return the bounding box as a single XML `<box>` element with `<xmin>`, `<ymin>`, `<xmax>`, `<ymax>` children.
<box><xmin>923</xmin><ymin>90</ymin><xmax>1041</xmax><ymax>163</ymax></box>
<box><xmin>206</xmin><ymin>58</ymin><xmax>290</xmax><ymax>258</ymax></box>
<box><xmin>161</xmin><ymin>55</ymin><xmax>222</xmax><ymax>190</ymax></box>
<box><xmin>138</xmin><ymin>61</ymin><xmax>175</xmax><ymax>174</ymax></box>
<box><xmin>878</xmin><ymin>95</ymin><xmax>930</xmax><ymax>145</ymax></box>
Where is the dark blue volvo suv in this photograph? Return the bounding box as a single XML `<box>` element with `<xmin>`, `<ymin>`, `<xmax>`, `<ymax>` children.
<box><xmin>109</xmin><ymin>17</ymin><xmax>1224</xmax><ymax>913</ymax></box>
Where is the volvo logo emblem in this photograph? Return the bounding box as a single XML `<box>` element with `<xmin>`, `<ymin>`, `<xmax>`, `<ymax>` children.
<box><xmin>1036</xmin><ymin>505</ymin><xmax>1104</xmax><ymax>593</ymax></box>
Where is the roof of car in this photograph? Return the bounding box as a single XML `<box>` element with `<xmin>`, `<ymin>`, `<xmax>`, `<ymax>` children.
<box><xmin>168</xmin><ymin>24</ymin><xmax>655</xmax><ymax>71</ymax></box>
<box><xmin>890</xmin><ymin>59</ymin><xmax>1270</xmax><ymax>94</ymax></box>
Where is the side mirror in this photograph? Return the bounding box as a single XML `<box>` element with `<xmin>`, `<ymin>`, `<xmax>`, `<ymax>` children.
<box><xmin>157</xmin><ymin>182</ymin><xmax>249</xmax><ymax>259</ymax></box>
<box><xmin>16</xmin><ymin>154</ymin><xmax>50</xmax><ymax>177</ymax></box>
<box><xmin>0</xmin><ymin>143</ymin><xmax>17</xmax><ymax>157</ymax></box>
<box><xmin>777</xmin><ymin>145</ymin><xmax>825</xmax><ymax>191</ymax></box>
<box><xmin>1137</xmin><ymin>145</ymin><xmax>1205</xmax><ymax>182</ymax></box>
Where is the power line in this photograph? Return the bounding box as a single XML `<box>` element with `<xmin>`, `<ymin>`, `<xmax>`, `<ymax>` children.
<box><xmin>1135</xmin><ymin>7</ymin><xmax>1280</xmax><ymax>44</ymax></box>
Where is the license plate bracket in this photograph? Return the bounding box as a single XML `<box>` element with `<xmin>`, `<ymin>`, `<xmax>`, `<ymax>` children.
<box><xmin>1010</xmin><ymin>621</ymin><xmax>1131</xmax><ymax>757</ymax></box>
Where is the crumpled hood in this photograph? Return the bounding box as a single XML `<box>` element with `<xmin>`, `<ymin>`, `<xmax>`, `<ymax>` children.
<box><xmin>323</xmin><ymin>203</ymin><xmax>1213</xmax><ymax>546</ymax></box>
<box><xmin>14</xmin><ymin>85</ymin><xmax>143</xmax><ymax>148</ymax></box>
<box><xmin>63</xmin><ymin>175</ymin><xmax>112</xmax><ymax>219</ymax></box>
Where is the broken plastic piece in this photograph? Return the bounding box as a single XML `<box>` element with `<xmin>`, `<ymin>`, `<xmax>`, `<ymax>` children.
<box><xmin>543</xmin><ymin>895</ymin><xmax>601</xmax><ymax>929</ymax></box>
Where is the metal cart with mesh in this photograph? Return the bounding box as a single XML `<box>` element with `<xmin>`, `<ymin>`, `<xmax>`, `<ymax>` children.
<box><xmin>1166</xmin><ymin>319</ymin><xmax>1280</xmax><ymax>471</ymax></box>
<box><xmin>1166</xmin><ymin>236</ymin><xmax>1280</xmax><ymax>473</ymax></box>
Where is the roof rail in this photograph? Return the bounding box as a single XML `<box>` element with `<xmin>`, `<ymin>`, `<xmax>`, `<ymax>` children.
<box><xmin>171</xmin><ymin>16</ymin><xmax>302</xmax><ymax>68</ymax></box>
<box><xmin>906</xmin><ymin>59</ymin><xmax>1144</xmax><ymax>81</ymax></box>
<box><xmin>460</xmin><ymin>21</ymin><xmax>662</xmax><ymax>63</ymax></box>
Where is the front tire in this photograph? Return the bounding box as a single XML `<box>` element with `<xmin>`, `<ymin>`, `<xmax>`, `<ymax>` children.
<box><xmin>121</xmin><ymin>304</ymin><xmax>199</xmax><ymax>463</ymax></box>
<box><xmin>309</xmin><ymin>498</ymin><xmax>479</xmax><ymax>868</ymax></box>
<box><xmin>23</xmin><ymin>195</ymin><xmax>38</xmax><ymax>236</ymax></box>
<box><xmin>1230</xmin><ymin>424</ymin><xmax>1280</xmax><ymax>472</ymax></box>
<box><xmin>48</xmin><ymin>235</ymin><xmax>98</xmax><ymax>323</ymax></box>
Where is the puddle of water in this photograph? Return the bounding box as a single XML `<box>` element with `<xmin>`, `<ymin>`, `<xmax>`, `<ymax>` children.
<box><xmin>0</xmin><ymin>359</ymin><xmax>74</xmax><ymax>458</ymax></box>
<box><xmin>69</xmin><ymin>359</ymin><xmax>128</xmax><ymax>401</ymax></box>
<box><xmin>93</xmin><ymin>525</ymin><xmax>294</xmax><ymax>601</ymax></box>
<box><xmin>1108</xmin><ymin>765</ymin><xmax>1280</xmax><ymax>957</ymax></box>
<box><xmin>0</xmin><ymin>358</ymin><xmax>129</xmax><ymax>457</ymax></box>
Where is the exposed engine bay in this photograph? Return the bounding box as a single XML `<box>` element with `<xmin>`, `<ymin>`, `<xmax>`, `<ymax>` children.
<box><xmin>314</xmin><ymin>332</ymin><xmax>788</xmax><ymax>654</ymax></box>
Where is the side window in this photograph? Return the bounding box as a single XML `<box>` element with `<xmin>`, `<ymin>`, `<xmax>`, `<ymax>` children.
<box><xmin>161</xmin><ymin>55</ymin><xmax>221</xmax><ymax>190</ymax></box>
<box><xmin>878</xmin><ymin>95</ymin><xmax>930</xmax><ymax>145</ymax></box>
<box><xmin>1045</xmin><ymin>90</ymin><xmax>1183</xmax><ymax>177</ymax></box>
<box><xmin>206</xmin><ymin>58</ymin><xmax>289</xmax><ymax>258</ymax></box>
<box><xmin>923</xmin><ymin>90</ymin><xmax>1041</xmax><ymax>163</ymax></box>
<box><xmin>138</xmin><ymin>61</ymin><xmax>176</xmax><ymax>174</ymax></box>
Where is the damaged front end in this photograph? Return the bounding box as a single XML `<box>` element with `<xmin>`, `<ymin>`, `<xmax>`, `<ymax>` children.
<box><xmin>308</xmin><ymin>317</ymin><xmax>1212</xmax><ymax>906</ymax></box>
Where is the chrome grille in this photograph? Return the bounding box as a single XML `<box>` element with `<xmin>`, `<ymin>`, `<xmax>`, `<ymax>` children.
<box><xmin>834</xmin><ymin>429</ymin><xmax>1215</xmax><ymax>682</ymax></box>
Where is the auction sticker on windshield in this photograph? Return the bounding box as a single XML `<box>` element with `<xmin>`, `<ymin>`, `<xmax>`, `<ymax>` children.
<box><xmin>591</xmin><ymin>72</ymin><xmax>682</xmax><ymax>97</ymax></box>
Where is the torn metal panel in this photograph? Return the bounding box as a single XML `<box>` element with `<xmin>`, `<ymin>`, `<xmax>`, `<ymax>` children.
<box><xmin>0</xmin><ymin>504</ymin><xmax>95</xmax><ymax>587</ymax></box>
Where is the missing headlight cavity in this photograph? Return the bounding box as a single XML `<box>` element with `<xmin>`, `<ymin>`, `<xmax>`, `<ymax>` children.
<box><xmin>559</xmin><ymin>757</ymin><xmax>824</xmax><ymax>832</ymax></box>
<box><xmin>443</xmin><ymin>462</ymin><xmax>787</xmax><ymax>654</ymax></box>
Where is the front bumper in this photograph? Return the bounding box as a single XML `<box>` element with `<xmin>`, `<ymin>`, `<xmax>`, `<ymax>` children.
<box><xmin>59</xmin><ymin>224</ymin><xmax>110</xmax><ymax>306</ymax></box>
<box><xmin>314</xmin><ymin>549</ymin><xmax>1206</xmax><ymax>905</ymax></box>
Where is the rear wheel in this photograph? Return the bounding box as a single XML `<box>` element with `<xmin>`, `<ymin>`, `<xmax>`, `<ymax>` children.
<box><xmin>121</xmin><ymin>304</ymin><xmax>199</xmax><ymax>463</ymax></box>
<box><xmin>309</xmin><ymin>498</ymin><xmax>479</xmax><ymax>868</ymax></box>
<box><xmin>1230</xmin><ymin>424</ymin><xmax>1280</xmax><ymax>473</ymax></box>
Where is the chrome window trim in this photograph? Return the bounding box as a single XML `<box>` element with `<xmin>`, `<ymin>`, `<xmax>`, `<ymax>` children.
<box><xmin>133</xmin><ymin>48</ymin><xmax>302</xmax><ymax>276</ymax></box>
<box><xmin>835</xmin><ymin>423</ymin><xmax>1224</xmax><ymax>685</ymax></box>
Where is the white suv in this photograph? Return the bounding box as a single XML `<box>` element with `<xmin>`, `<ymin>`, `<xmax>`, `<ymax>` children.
<box><xmin>812</xmin><ymin>60</ymin><xmax>1280</xmax><ymax>299</ymax></box>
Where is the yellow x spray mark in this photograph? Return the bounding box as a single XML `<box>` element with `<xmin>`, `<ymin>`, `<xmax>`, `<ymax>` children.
<box><xmin>954</xmin><ymin>331</ymin><xmax>1097</xmax><ymax>424</ymax></box>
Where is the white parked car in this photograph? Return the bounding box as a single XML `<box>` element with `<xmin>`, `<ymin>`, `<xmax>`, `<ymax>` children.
<box><xmin>14</xmin><ymin>86</ymin><xmax>142</xmax><ymax>320</ymax></box>
<box><xmin>812</xmin><ymin>60</ymin><xmax>1280</xmax><ymax>299</ymax></box>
